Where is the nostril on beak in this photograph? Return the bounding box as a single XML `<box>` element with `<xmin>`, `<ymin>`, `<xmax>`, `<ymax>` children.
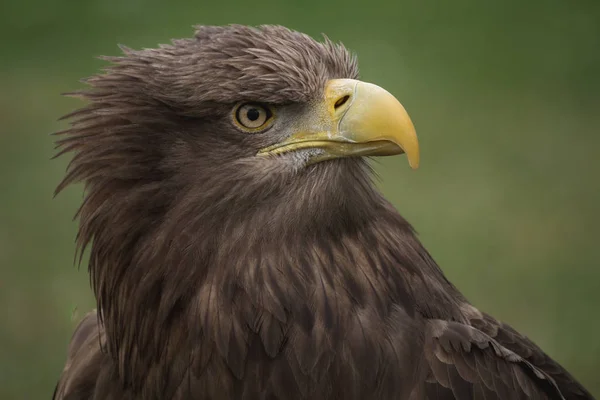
<box><xmin>334</xmin><ymin>95</ymin><xmax>350</xmax><ymax>109</ymax></box>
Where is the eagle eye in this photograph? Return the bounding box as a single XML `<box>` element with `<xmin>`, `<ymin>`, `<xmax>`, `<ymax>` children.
<box><xmin>233</xmin><ymin>103</ymin><xmax>274</xmax><ymax>132</ymax></box>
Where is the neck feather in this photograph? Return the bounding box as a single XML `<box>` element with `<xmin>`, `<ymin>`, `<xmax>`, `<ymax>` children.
<box><xmin>79</xmin><ymin>159</ymin><xmax>465</xmax><ymax>389</ymax></box>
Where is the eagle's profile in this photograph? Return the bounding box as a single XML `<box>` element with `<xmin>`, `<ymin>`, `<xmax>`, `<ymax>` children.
<box><xmin>52</xmin><ymin>25</ymin><xmax>594</xmax><ymax>399</ymax></box>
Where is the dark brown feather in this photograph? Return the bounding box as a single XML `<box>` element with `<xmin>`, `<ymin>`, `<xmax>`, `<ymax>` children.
<box><xmin>415</xmin><ymin>320</ymin><xmax>562</xmax><ymax>400</ymax></box>
<box><xmin>52</xmin><ymin>24</ymin><xmax>594</xmax><ymax>399</ymax></box>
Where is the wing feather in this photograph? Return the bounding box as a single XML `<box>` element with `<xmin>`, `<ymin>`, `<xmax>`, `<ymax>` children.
<box><xmin>416</xmin><ymin>319</ymin><xmax>564</xmax><ymax>400</ymax></box>
<box><xmin>52</xmin><ymin>310</ymin><xmax>104</xmax><ymax>400</ymax></box>
<box><xmin>467</xmin><ymin>310</ymin><xmax>594</xmax><ymax>399</ymax></box>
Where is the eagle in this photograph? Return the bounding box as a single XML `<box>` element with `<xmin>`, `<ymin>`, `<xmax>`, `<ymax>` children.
<box><xmin>52</xmin><ymin>25</ymin><xmax>594</xmax><ymax>400</ymax></box>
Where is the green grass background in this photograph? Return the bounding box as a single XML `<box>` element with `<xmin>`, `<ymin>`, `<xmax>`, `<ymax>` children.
<box><xmin>0</xmin><ymin>0</ymin><xmax>599</xmax><ymax>398</ymax></box>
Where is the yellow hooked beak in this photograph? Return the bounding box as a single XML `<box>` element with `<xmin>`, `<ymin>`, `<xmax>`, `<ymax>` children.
<box><xmin>258</xmin><ymin>79</ymin><xmax>419</xmax><ymax>169</ymax></box>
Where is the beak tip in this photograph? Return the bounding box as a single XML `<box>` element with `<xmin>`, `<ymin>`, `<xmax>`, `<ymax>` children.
<box><xmin>409</xmin><ymin>158</ymin><xmax>420</xmax><ymax>170</ymax></box>
<box><xmin>402</xmin><ymin>140</ymin><xmax>420</xmax><ymax>170</ymax></box>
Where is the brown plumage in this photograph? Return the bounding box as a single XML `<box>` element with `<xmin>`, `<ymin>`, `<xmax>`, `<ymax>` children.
<box><xmin>52</xmin><ymin>25</ymin><xmax>594</xmax><ymax>400</ymax></box>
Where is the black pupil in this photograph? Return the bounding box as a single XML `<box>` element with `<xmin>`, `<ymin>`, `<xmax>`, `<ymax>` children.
<box><xmin>246</xmin><ymin>108</ymin><xmax>260</xmax><ymax>121</ymax></box>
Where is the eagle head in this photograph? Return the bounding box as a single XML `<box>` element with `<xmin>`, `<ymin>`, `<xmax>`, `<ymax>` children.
<box><xmin>54</xmin><ymin>24</ymin><xmax>420</xmax><ymax>388</ymax></box>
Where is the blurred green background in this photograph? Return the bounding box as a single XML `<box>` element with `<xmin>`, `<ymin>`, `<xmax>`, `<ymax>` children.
<box><xmin>1</xmin><ymin>0</ymin><xmax>599</xmax><ymax>398</ymax></box>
